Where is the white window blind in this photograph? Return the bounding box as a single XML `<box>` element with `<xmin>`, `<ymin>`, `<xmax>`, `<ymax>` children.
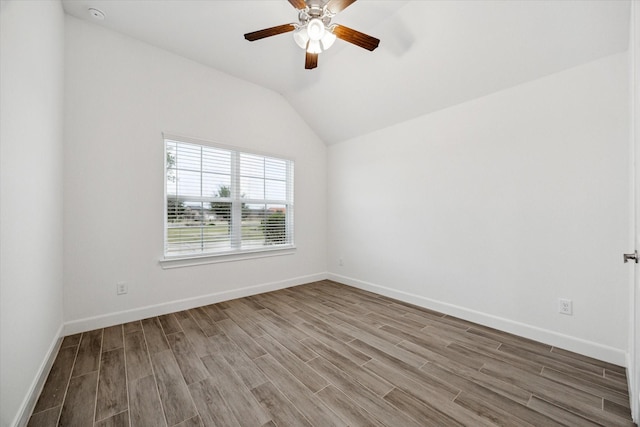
<box><xmin>164</xmin><ymin>137</ymin><xmax>294</xmax><ymax>258</ymax></box>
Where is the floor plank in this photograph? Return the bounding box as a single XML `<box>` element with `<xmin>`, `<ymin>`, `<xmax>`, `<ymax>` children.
<box><xmin>129</xmin><ymin>375</ymin><xmax>166</xmax><ymax>427</ymax></box>
<box><xmin>166</xmin><ymin>332</ymin><xmax>209</xmax><ymax>385</ymax></box>
<box><xmin>384</xmin><ymin>387</ymin><xmax>465</xmax><ymax>426</ymax></box>
<box><xmin>200</xmin><ymin>303</ymin><xmax>228</xmax><ymax>322</ymax></box>
<box><xmin>253</xmin><ymin>332</ymin><xmax>328</xmax><ymax>393</ymax></box>
<box><xmin>95</xmin><ymin>349</ymin><xmax>128</xmax><ymax>422</ymax></box>
<box><xmin>72</xmin><ymin>329</ymin><xmax>103</xmax><ymax>377</ymax></box>
<box><xmin>151</xmin><ymin>350</ymin><xmax>198</xmax><ymax>426</ymax></box>
<box><xmin>362</xmin><ymin>359</ymin><xmax>496</xmax><ymax>427</ymax></box>
<box><xmin>123</xmin><ymin>321</ymin><xmax>142</xmax><ymax>335</ymax></box>
<box><xmin>254</xmin><ymin>309</ymin><xmax>308</xmax><ymax>341</ymax></box>
<box><xmin>528</xmin><ymin>396</ymin><xmax>601</xmax><ymax>427</ymax></box>
<box><xmin>189</xmin><ymin>377</ymin><xmax>241</xmax><ymax>427</ymax></box>
<box><xmin>216</xmin><ymin>318</ymin><xmax>266</xmax><ymax>360</ymax></box>
<box><xmin>306</xmin><ymin>355</ymin><xmax>424</xmax><ymax>427</ymax></box>
<box><xmin>251</xmin><ymin>381</ymin><xmax>313</xmax><ymax>427</ymax></box>
<box><xmin>500</xmin><ymin>341</ymin><xmax>605</xmax><ymax>376</ymax></box>
<box><xmin>453</xmin><ymin>390</ymin><xmax>562</xmax><ymax>427</ymax></box>
<box><xmin>297</xmin><ymin>322</ymin><xmax>372</xmax><ymax>366</ymax></box>
<box><xmin>123</xmin><ymin>330</ymin><xmax>152</xmax><ymax>382</ymax></box>
<box><xmin>207</xmin><ymin>332</ymin><xmax>269</xmax><ymax>389</ymax></box>
<box><xmin>32</xmin><ymin>346</ymin><xmax>77</xmax><ymax>413</ymax></box>
<box><xmin>201</xmin><ymin>354</ymin><xmax>272</xmax><ymax>427</ymax></box>
<box><xmin>94</xmin><ymin>411</ymin><xmax>129</xmax><ymax>427</ymax></box>
<box><xmin>363</xmin><ymin>358</ymin><xmax>458</xmax><ymax>403</ymax></box>
<box><xmin>315</xmin><ymin>384</ymin><xmax>386</xmax><ymax>427</ymax></box>
<box><xmin>253</xmin><ymin>354</ymin><xmax>347</xmax><ymax>427</ymax></box>
<box><xmin>300</xmin><ymin>336</ymin><xmax>393</xmax><ymax>397</ymax></box>
<box><xmin>187</xmin><ymin>307</ymin><xmax>221</xmax><ymax>337</ymax></box>
<box><xmin>61</xmin><ymin>333</ymin><xmax>82</xmax><ymax>348</ymax></box>
<box><xmin>102</xmin><ymin>325</ymin><xmax>124</xmax><ymax>353</ymax></box>
<box><xmin>158</xmin><ymin>313</ymin><xmax>182</xmax><ymax>335</ymax></box>
<box><xmin>58</xmin><ymin>372</ymin><xmax>99</xmax><ymax>427</ymax></box>
<box><xmin>174</xmin><ymin>312</ymin><xmax>218</xmax><ymax>357</ymax></box>
<box><xmin>254</xmin><ymin>314</ymin><xmax>318</xmax><ymax>362</ymax></box>
<box><xmin>141</xmin><ymin>317</ymin><xmax>170</xmax><ymax>354</ymax></box>
<box><xmin>419</xmin><ymin>355</ymin><xmax>532</xmax><ymax>405</ymax></box>
<box><xmin>174</xmin><ymin>415</ymin><xmax>203</xmax><ymax>427</ymax></box>
<box><xmin>27</xmin><ymin>406</ymin><xmax>60</xmax><ymax>427</ymax></box>
<box><xmin>541</xmin><ymin>366</ymin><xmax>630</xmax><ymax>407</ymax></box>
<box><xmin>223</xmin><ymin>306</ymin><xmax>267</xmax><ymax>339</ymax></box>
<box><xmin>481</xmin><ymin>359</ymin><xmax>632</xmax><ymax>426</ymax></box>
<box><xmin>551</xmin><ymin>346</ymin><xmax>625</xmax><ymax>374</ymax></box>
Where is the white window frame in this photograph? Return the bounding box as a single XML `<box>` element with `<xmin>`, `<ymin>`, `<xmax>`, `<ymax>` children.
<box><xmin>160</xmin><ymin>133</ymin><xmax>295</xmax><ymax>268</ymax></box>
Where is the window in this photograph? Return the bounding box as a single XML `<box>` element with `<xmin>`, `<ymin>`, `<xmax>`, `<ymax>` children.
<box><xmin>164</xmin><ymin>136</ymin><xmax>294</xmax><ymax>259</ymax></box>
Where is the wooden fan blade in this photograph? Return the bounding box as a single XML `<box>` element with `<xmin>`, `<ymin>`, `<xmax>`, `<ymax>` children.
<box><xmin>244</xmin><ymin>24</ymin><xmax>295</xmax><ymax>41</ymax></box>
<box><xmin>326</xmin><ymin>0</ymin><xmax>357</xmax><ymax>14</ymax></box>
<box><xmin>288</xmin><ymin>0</ymin><xmax>307</xmax><ymax>9</ymax></box>
<box><xmin>333</xmin><ymin>24</ymin><xmax>380</xmax><ymax>51</ymax></box>
<box><xmin>305</xmin><ymin>51</ymin><xmax>318</xmax><ymax>69</ymax></box>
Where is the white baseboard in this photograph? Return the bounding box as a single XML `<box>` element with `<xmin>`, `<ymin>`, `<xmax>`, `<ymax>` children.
<box><xmin>62</xmin><ymin>270</ymin><xmax>627</xmax><ymax>366</ymax></box>
<box><xmin>328</xmin><ymin>273</ymin><xmax>627</xmax><ymax>366</ymax></box>
<box><xmin>64</xmin><ymin>273</ymin><xmax>328</xmax><ymax>335</ymax></box>
<box><xmin>12</xmin><ymin>324</ymin><xmax>64</xmax><ymax>427</ymax></box>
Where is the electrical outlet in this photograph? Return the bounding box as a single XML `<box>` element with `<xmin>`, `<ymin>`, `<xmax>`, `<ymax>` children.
<box><xmin>339</xmin><ymin>258</ymin><xmax>344</xmax><ymax>266</ymax></box>
<box><xmin>117</xmin><ymin>282</ymin><xmax>128</xmax><ymax>295</ymax></box>
<box><xmin>558</xmin><ymin>298</ymin><xmax>572</xmax><ymax>315</ymax></box>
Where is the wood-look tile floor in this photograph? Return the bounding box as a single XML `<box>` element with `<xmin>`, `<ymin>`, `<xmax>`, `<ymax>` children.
<box><xmin>28</xmin><ymin>280</ymin><xmax>635</xmax><ymax>426</ymax></box>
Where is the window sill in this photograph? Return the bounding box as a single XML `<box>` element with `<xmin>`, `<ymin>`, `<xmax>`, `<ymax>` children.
<box><xmin>159</xmin><ymin>246</ymin><xmax>296</xmax><ymax>269</ymax></box>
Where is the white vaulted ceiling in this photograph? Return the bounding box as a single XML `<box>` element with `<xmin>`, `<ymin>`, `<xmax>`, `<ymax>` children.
<box><xmin>61</xmin><ymin>0</ymin><xmax>630</xmax><ymax>145</ymax></box>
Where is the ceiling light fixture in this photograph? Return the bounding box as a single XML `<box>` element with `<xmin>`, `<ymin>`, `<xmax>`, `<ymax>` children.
<box><xmin>307</xmin><ymin>18</ymin><xmax>325</xmax><ymax>41</ymax></box>
<box><xmin>293</xmin><ymin>27</ymin><xmax>310</xmax><ymax>49</ymax></box>
<box><xmin>320</xmin><ymin>30</ymin><xmax>336</xmax><ymax>50</ymax></box>
<box><xmin>293</xmin><ymin>18</ymin><xmax>336</xmax><ymax>54</ymax></box>
<box><xmin>244</xmin><ymin>0</ymin><xmax>380</xmax><ymax>70</ymax></box>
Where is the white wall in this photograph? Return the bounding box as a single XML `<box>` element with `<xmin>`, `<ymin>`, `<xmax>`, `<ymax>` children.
<box><xmin>63</xmin><ymin>16</ymin><xmax>327</xmax><ymax>331</ymax></box>
<box><xmin>0</xmin><ymin>1</ymin><xmax>65</xmax><ymax>426</ymax></box>
<box><xmin>328</xmin><ymin>52</ymin><xmax>630</xmax><ymax>364</ymax></box>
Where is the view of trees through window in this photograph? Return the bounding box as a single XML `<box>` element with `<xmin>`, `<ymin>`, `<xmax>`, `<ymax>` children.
<box><xmin>165</xmin><ymin>139</ymin><xmax>293</xmax><ymax>256</ymax></box>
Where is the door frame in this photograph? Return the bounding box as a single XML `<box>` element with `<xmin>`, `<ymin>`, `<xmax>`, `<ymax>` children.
<box><xmin>630</xmin><ymin>0</ymin><xmax>639</xmax><ymax>422</ymax></box>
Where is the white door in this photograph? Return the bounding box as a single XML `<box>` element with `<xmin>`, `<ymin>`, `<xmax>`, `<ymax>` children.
<box><xmin>630</xmin><ymin>1</ymin><xmax>639</xmax><ymax>422</ymax></box>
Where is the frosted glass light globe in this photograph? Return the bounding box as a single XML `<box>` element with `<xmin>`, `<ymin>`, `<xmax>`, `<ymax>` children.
<box><xmin>307</xmin><ymin>18</ymin><xmax>325</xmax><ymax>41</ymax></box>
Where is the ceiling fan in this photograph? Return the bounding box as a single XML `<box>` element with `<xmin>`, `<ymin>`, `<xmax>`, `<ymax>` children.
<box><xmin>244</xmin><ymin>0</ymin><xmax>380</xmax><ymax>70</ymax></box>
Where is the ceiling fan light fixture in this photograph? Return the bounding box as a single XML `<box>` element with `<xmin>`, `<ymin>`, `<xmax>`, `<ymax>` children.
<box><xmin>307</xmin><ymin>18</ymin><xmax>325</xmax><ymax>41</ymax></box>
<box><xmin>293</xmin><ymin>27</ymin><xmax>310</xmax><ymax>49</ymax></box>
<box><xmin>321</xmin><ymin>30</ymin><xmax>336</xmax><ymax>50</ymax></box>
<box><xmin>243</xmin><ymin>0</ymin><xmax>381</xmax><ymax>70</ymax></box>
<box><xmin>307</xmin><ymin>39</ymin><xmax>323</xmax><ymax>54</ymax></box>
